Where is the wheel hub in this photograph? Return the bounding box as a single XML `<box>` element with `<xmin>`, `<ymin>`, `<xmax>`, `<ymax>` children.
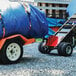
<box><xmin>6</xmin><ymin>43</ymin><xmax>21</xmax><ymax>61</ymax></box>
<box><xmin>66</xmin><ymin>46</ymin><xmax>71</xmax><ymax>54</ymax></box>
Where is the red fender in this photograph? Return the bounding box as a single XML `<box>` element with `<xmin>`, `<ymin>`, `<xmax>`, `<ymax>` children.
<box><xmin>0</xmin><ymin>34</ymin><xmax>35</xmax><ymax>50</ymax></box>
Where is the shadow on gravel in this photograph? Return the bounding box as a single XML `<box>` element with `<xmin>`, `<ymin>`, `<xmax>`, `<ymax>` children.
<box><xmin>19</xmin><ymin>57</ymin><xmax>39</xmax><ymax>64</ymax></box>
<box><xmin>48</xmin><ymin>53</ymin><xmax>60</xmax><ymax>56</ymax></box>
<box><xmin>19</xmin><ymin>53</ymin><xmax>61</xmax><ymax>64</ymax></box>
<box><xmin>0</xmin><ymin>57</ymin><xmax>39</xmax><ymax>65</ymax></box>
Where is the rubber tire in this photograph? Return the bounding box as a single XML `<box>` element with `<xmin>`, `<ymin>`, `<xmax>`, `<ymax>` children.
<box><xmin>38</xmin><ymin>42</ymin><xmax>50</xmax><ymax>54</ymax></box>
<box><xmin>58</xmin><ymin>42</ymin><xmax>65</xmax><ymax>55</ymax></box>
<box><xmin>0</xmin><ymin>39</ymin><xmax>23</xmax><ymax>64</ymax></box>
<box><xmin>58</xmin><ymin>42</ymin><xmax>73</xmax><ymax>56</ymax></box>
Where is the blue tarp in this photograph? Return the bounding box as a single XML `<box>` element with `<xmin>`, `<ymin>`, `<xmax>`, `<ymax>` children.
<box><xmin>67</xmin><ymin>0</ymin><xmax>76</xmax><ymax>17</ymax></box>
<box><xmin>47</xmin><ymin>18</ymin><xmax>65</xmax><ymax>27</ymax></box>
<box><xmin>44</xmin><ymin>18</ymin><xmax>65</xmax><ymax>38</ymax></box>
<box><xmin>0</xmin><ymin>1</ymin><xmax>48</xmax><ymax>38</ymax></box>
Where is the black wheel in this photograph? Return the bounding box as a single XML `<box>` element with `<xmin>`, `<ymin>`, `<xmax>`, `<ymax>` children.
<box><xmin>38</xmin><ymin>41</ymin><xmax>50</xmax><ymax>54</ymax></box>
<box><xmin>58</xmin><ymin>42</ymin><xmax>73</xmax><ymax>56</ymax></box>
<box><xmin>0</xmin><ymin>39</ymin><xmax>23</xmax><ymax>64</ymax></box>
<box><xmin>68</xmin><ymin>36</ymin><xmax>75</xmax><ymax>48</ymax></box>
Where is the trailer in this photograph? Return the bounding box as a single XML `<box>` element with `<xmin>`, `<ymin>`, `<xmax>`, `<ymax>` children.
<box><xmin>0</xmin><ymin>34</ymin><xmax>35</xmax><ymax>64</ymax></box>
<box><xmin>0</xmin><ymin>1</ymin><xmax>48</xmax><ymax>64</ymax></box>
<box><xmin>38</xmin><ymin>14</ymin><xmax>76</xmax><ymax>56</ymax></box>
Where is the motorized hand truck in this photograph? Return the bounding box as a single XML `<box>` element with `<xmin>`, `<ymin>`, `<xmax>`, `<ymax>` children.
<box><xmin>38</xmin><ymin>14</ymin><xmax>76</xmax><ymax>56</ymax></box>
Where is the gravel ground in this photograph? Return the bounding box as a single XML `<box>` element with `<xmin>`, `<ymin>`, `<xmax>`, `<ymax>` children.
<box><xmin>0</xmin><ymin>42</ymin><xmax>76</xmax><ymax>76</ymax></box>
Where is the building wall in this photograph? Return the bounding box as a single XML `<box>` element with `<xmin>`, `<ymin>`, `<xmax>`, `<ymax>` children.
<box><xmin>38</xmin><ymin>3</ymin><xmax>68</xmax><ymax>18</ymax></box>
<box><xmin>35</xmin><ymin>0</ymin><xmax>71</xmax><ymax>18</ymax></box>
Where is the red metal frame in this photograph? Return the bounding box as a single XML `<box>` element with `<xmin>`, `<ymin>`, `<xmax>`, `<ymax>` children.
<box><xmin>46</xmin><ymin>26</ymin><xmax>63</xmax><ymax>47</ymax></box>
<box><xmin>46</xmin><ymin>35</ymin><xmax>63</xmax><ymax>47</ymax></box>
<box><xmin>50</xmin><ymin>27</ymin><xmax>60</xmax><ymax>32</ymax></box>
<box><xmin>0</xmin><ymin>34</ymin><xmax>35</xmax><ymax>50</ymax></box>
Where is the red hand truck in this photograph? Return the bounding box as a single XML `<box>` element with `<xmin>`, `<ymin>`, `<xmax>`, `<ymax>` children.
<box><xmin>38</xmin><ymin>14</ymin><xmax>76</xmax><ymax>56</ymax></box>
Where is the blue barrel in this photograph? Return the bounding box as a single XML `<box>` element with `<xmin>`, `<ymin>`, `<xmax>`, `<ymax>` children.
<box><xmin>0</xmin><ymin>1</ymin><xmax>48</xmax><ymax>38</ymax></box>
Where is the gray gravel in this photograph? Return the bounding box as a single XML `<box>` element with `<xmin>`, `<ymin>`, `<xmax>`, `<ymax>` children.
<box><xmin>0</xmin><ymin>42</ymin><xmax>76</xmax><ymax>76</ymax></box>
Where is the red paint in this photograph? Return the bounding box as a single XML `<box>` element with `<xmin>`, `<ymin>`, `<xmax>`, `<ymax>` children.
<box><xmin>46</xmin><ymin>36</ymin><xmax>58</xmax><ymax>47</ymax></box>
<box><xmin>46</xmin><ymin>35</ymin><xmax>64</xmax><ymax>47</ymax></box>
<box><xmin>0</xmin><ymin>34</ymin><xmax>35</xmax><ymax>50</ymax></box>
<box><xmin>50</xmin><ymin>27</ymin><xmax>60</xmax><ymax>32</ymax></box>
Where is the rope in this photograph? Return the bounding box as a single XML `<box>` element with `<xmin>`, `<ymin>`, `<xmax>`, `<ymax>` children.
<box><xmin>22</xmin><ymin>3</ymin><xmax>32</xmax><ymax>29</ymax></box>
<box><xmin>2</xmin><ymin>27</ymin><xmax>5</xmax><ymax>38</ymax></box>
<box><xmin>0</xmin><ymin>13</ymin><xmax>5</xmax><ymax>38</ymax></box>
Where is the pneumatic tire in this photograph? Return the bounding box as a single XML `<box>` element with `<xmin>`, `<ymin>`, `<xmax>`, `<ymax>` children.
<box><xmin>58</xmin><ymin>42</ymin><xmax>73</xmax><ymax>56</ymax></box>
<box><xmin>38</xmin><ymin>42</ymin><xmax>50</xmax><ymax>54</ymax></box>
<box><xmin>0</xmin><ymin>39</ymin><xmax>23</xmax><ymax>64</ymax></box>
